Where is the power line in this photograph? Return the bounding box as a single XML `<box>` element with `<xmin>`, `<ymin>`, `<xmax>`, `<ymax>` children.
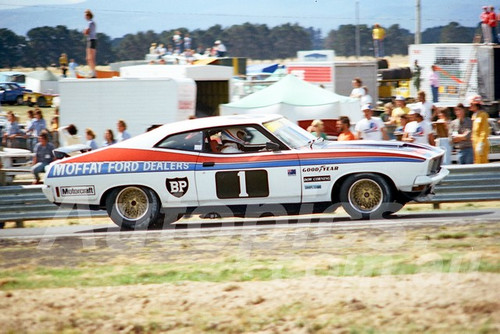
<box><xmin>0</xmin><ymin>3</ymin><xmax>480</xmax><ymax>25</ymax></box>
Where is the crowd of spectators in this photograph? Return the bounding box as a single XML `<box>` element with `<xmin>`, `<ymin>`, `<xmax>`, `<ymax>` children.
<box><xmin>0</xmin><ymin>108</ymin><xmax>134</xmax><ymax>183</ymax></box>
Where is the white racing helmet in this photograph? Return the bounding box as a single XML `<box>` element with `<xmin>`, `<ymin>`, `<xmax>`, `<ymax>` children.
<box><xmin>220</xmin><ymin>128</ymin><xmax>247</xmax><ymax>145</ymax></box>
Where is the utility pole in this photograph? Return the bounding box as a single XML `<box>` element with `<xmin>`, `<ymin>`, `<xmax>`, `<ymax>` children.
<box><xmin>415</xmin><ymin>0</ymin><xmax>421</xmax><ymax>44</ymax></box>
<box><xmin>355</xmin><ymin>0</ymin><xmax>360</xmax><ymax>58</ymax></box>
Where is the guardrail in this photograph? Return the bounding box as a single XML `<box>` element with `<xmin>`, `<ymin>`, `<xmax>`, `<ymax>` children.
<box><xmin>0</xmin><ymin>185</ymin><xmax>107</xmax><ymax>225</ymax></box>
<box><xmin>0</xmin><ymin>164</ymin><xmax>499</xmax><ymax>225</ymax></box>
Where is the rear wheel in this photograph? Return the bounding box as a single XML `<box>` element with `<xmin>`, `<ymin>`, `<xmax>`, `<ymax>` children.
<box><xmin>340</xmin><ymin>173</ymin><xmax>395</xmax><ymax>219</ymax></box>
<box><xmin>106</xmin><ymin>186</ymin><xmax>161</xmax><ymax>230</ymax></box>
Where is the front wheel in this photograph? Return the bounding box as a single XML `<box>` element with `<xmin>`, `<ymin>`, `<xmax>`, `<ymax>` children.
<box><xmin>106</xmin><ymin>186</ymin><xmax>161</xmax><ymax>230</ymax></box>
<box><xmin>339</xmin><ymin>173</ymin><xmax>395</xmax><ymax>220</ymax></box>
<box><xmin>16</xmin><ymin>96</ymin><xmax>24</xmax><ymax>105</ymax></box>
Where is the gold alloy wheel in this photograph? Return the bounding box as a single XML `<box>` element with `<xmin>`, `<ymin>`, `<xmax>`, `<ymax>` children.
<box><xmin>347</xmin><ymin>179</ymin><xmax>383</xmax><ymax>213</ymax></box>
<box><xmin>114</xmin><ymin>187</ymin><xmax>149</xmax><ymax>221</ymax></box>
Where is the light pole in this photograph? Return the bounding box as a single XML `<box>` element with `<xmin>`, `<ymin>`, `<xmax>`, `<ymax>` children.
<box><xmin>415</xmin><ymin>0</ymin><xmax>421</xmax><ymax>44</ymax></box>
<box><xmin>355</xmin><ymin>0</ymin><xmax>360</xmax><ymax>58</ymax></box>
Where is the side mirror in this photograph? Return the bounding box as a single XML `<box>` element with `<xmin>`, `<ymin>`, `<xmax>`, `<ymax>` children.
<box><xmin>265</xmin><ymin>141</ymin><xmax>280</xmax><ymax>151</ymax></box>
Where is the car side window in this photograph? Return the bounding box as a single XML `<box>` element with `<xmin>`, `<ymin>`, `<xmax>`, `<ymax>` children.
<box><xmin>206</xmin><ymin>125</ymin><xmax>280</xmax><ymax>154</ymax></box>
<box><xmin>155</xmin><ymin>130</ymin><xmax>203</xmax><ymax>152</ymax></box>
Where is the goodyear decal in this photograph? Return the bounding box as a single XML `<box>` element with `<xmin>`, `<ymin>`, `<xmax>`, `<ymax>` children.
<box><xmin>48</xmin><ymin>161</ymin><xmax>193</xmax><ymax>178</ymax></box>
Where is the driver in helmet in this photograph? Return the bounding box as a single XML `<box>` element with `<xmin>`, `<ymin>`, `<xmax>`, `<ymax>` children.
<box><xmin>220</xmin><ymin>128</ymin><xmax>247</xmax><ymax>153</ymax></box>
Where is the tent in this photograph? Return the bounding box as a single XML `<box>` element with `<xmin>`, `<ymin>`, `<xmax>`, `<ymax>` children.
<box><xmin>246</xmin><ymin>63</ymin><xmax>279</xmax><ymax>74</ymax></box>
<box><xmin>220</xmin><ymin>74</ymin><xmax>362</xmax><ymax>123</ymax></box>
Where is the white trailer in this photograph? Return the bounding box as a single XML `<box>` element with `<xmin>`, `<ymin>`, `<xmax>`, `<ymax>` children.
<box><xmin>286</xmin><ymin>50</ymin><xmax>378</xmax><ymax>102</ymax></box>
<box><xmin>409</xmin><ymin>43</ymin><xmax>479</xmax><ymax>106</ymax></box>
<box><xmin>59</xmin><ymin>77</ymin><xmax>196</xmax><ymax>144</ymax></box>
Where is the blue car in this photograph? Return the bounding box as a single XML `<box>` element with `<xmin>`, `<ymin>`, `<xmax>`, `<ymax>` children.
<box><xmin>0</xmin><ymin>82</ymin><xmax>31</xmax><ymax>105</ymax></box>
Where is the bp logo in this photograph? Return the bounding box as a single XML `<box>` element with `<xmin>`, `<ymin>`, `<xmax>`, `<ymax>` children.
<box><xmin>166</xmin><ymin>177</ymin><xmax>189</xmax><ymax>198</ymax></box>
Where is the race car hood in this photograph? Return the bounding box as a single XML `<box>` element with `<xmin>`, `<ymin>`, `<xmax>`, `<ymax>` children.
<box><xmin>317</xmin><ymin>140</ymin><xmax>444</xmax><ymax>160</ymax></box>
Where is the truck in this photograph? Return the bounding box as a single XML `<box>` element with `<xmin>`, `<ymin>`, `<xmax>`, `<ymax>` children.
<box><xmin>58</xmin><ymin>64</ymin><xmax>234</xmax><ymax>143</ymax></box>
<box><xmin>286</xmin><ymin>50</ymin><xmax>379</xmax><ymax>102</ymax></box>
<box><xmin>59</xmin><ymin>77</ymin><xmax>197</xmax><ymax>142</ymax></box>
<box><xmin>409</xmin><ymin>43</ymin><xmax>479</xmax><ymax>106</ymax></box>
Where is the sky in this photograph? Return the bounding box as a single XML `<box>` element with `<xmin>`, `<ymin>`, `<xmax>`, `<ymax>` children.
<box><xmin>0</xmin><ymin>0</ymin><xmax>489</xmax><ymax>39</ymax></box>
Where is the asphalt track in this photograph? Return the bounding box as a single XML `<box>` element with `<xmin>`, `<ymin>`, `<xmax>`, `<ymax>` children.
<box><xmin>1</xmin><ymin>209</ymin><xmax>499</xmax><ymax>240</ymax></box>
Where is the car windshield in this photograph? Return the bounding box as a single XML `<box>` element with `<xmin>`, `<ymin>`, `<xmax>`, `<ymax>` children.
<box><xmin>263</xmin><ymin>117</ymin><xmax>318</xmax><ymax>149</ymax></box>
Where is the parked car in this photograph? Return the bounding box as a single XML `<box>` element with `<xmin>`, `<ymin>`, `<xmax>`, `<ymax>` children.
<box><xmin>0</xmin><ymin>82</ymin><xmax>31</xmax><ymax>105</ymax></box>
<box><xmin>0</xmin><ymin>72</ymin><xmax>26</xmax><ymax>88</ymax></box>
<box><xmin>42</xmin><ymin>114</ymin><xmax>448</xmax><ymax>229</ymax></box>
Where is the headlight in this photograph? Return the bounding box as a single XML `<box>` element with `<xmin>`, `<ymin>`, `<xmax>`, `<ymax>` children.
<box><xmin>428</xmin><ymin>156</ymin><xmax>442</xmax><ymax>175</ymax></box>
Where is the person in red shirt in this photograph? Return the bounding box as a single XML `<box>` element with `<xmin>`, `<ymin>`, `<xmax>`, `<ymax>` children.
<box><xmin>481</xmin><ymin>6</ymin><xmax>492</xmax><ymax>44</ymax></box>
<box><xmin>337</xmin><ymin>116</ymin><xmax>356</xmax><ymax>141</ymax></box>
<box><xmin>489</xmin><ymin>6</ymin><xmax>498</xmax><ymax>44</ymax></box>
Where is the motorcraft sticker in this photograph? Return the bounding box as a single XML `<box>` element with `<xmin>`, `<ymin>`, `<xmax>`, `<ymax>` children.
<box><xmin>166</xmin><ymin>177</ymin><xmax>189</xmax><ymax>198</ymax></box>
<box><xmin>58</xmin><ymin>185</ymin><xmax>96</xmax><ymax>197</ymax></box>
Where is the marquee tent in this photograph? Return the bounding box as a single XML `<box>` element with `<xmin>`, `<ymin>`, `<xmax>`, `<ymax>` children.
<box><xmin>220</xmin><ymin>74</ymin><xmax>362</xmax><ymax>123</ymax></box>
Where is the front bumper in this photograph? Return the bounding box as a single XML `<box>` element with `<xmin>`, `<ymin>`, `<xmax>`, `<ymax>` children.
<box><xmin>413</xmin><ymin>167</ymin><xmax>449</xmax><ymax>187</ymax></box>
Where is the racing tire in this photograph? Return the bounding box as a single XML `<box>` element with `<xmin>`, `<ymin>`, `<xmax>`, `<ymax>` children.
<box><xmin>106</xmin><ymin>186</ymin><xmax>161</xmax><ymax>230</ymax></box>
<box><xmin>339</xmin><ymin>173</ymin><xmax>395</xmax><ymax>220</ymax></box>
<box><xmin>16</xmin><ymin>96</ymin><xmax>24</xmax><ymax>105</ymax></box>
<box><xmin>37</xmin><ymin>96</ymin><xmax>47</xmax><ymax>107</ymax></box>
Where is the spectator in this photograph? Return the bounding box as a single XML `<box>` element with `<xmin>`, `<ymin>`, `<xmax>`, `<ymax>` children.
<box><xmin>372</xmin><ymin>23</ymin><xmax>385</xmax><ymax>58</ymax></box>
<box><xmin>489</xmin><ymin>6</ymin><xmax>498</xmax><ymax>44</ymax></box>
<box><xmin>26</xmin><ymin>109</ymin><xmax>47</xmax><ymax>151</ymax></box>
<box><xmin>173</xmin><ymin>31</ymin><xmax>182</xmax><ymax>54</ymax></box>
<box><xmin>429</xmin><ymin>65</ymin><xmax>440</xmax><ymax>103</ymax></box>
<box><xmin>416</xmin><ymin>90</ymin><xmax>433</xmax><ymax>123</ymax></box>
<box><xmin>116</xmin><ymin>119</ymin><xmax>131</xmax><ymax>142</ymax></box>
<box><xmin>392</xmin><ymin>95</ymin><xmax>410</xmax><ymax>126</ymax></box>
<box><xmin>450</xmin><ymin>103</ymin><xmax>473</xmax><ymax>164</ymax></box>
<box><xmin>355</xmin><ymin>104</ymin><xmax>387</xmax><ymax>140</ymax></box>
<box><xmin>83</xmin><ymin>9</ymin><xmax>97</xmax><ymax>78</ymax></box>
<box><xmin>413</xmin><ymin>60</ymin><xmax>422</xmax><ymax>92</ymax></box>
<box><xmin>2</xmin><ymin>111</ymin><xmax>22</xmax><ymax>147</ymax></box>
<box><xmin>381</xmin><ymin>102</ymin><xmax>397</xmax><ymax>139</ymax></box>
<box><xmin>402</xmin><ymin>108</ymin><xmax>434</xmax><ymax>146</ymax></box>
<box><xmin>337</xmin><ymin>116</ymin><xmax>356</xmax><ymax>141</ymax></box>
<box><xmin>68</xmin><ymin>58</ymin><xmax>78</xmax><ymax>78</ymax></box>
<box><xmin>31</xmin><ymin>130</ymin><xmax>55</xmax><ymax>184</ymax></box>
<box><xmin>58</xmin><ymin>124</ymin><xmax>81</xmax><ymax>146</ymax></box>
<box><xmin>214</xmin><ymin>40</ymin><xmax>227</xmax><ymax>57</ymax></box>
<box><xmin>433</xmin><ymin>108</ymin><xmax>451</xmax><ymax>164</ymax></box>
<box><xmin>149</xmin><ymin>43</ymin><xmax>157</xmax><ymax>55</ymax></box>
<box><xmin>360</xmin><ymin>86</ymin><xmax>373</xmax><ymax>106</ymax></box>
<box><xmin>85</xmin><ymin>128</ymin><xmax>98</xmax><ymax>150</ymax></box>
<box><xmin>469</xmin><ymin>95</ymin><xmax>490</xmax><ymax>164</ymax></box>
<box><xmin>481</xmin><ymin>6</ymin><xmax>492</xmax><ymax>44</ymax></box>
<box><xmin>156</xmin><ymin>43</ymin><xmax>166</xmax><ymax>56</ymax></box>
<box><xmin>308</xmin><ymin>120</ymin><xmax>327</xmax><ymax>140</ymax></box>
<box><xmin>102</xmin><ymin>128</ymin><xmax>116</xmax><ymax>147</ymax></box>
<box><xmin>394</xmin><ymin>114</ymin><xmax>409</xmax><ymax>141</ymax></box>
<box><xmin>184</xmin><ymin>33</ymin><xmax>192</xmax><ymax>50</ymax></box>
<box><xmin>349</xmin><ymin>77</ymin><xmax>366</xmax><ymax>99</ymax></box>
<box><xmin>59</xmin><ymin>53</ymin><xmax>68</xmax><ymax>78</ymax></box>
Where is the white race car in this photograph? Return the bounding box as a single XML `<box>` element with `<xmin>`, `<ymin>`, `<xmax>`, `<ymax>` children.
<box><xmin>42</xmin><ymin>114</ymin><xmax>449</xmax><ymax>229</ymax></box>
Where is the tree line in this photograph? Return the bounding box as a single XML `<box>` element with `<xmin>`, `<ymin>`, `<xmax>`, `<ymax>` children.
<box><xmin>0</xmin><ymin>22</ymin><xmax>479</xmax><ymax>69</ymax></box>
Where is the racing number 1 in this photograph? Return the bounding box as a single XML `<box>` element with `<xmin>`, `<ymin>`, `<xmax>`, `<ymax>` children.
<box><xmin>215</xmin><ymin>170</ymin><xmax>269</xmax><ymax>199</ymax></box>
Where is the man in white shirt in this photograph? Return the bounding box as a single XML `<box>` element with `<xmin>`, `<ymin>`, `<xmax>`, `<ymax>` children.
<box><xmin>402</xmin><ymin>109</ymin><xmax>435</xmax><ymax>145</ymax></box>
<box><xmin>416</xmin><ymin>90</ymin><xmax>434</xmax><ymax>123</ymax></box>
<box><xmin>355</xmin><ymin>104</ymin><xmax>388</xmax><ymax>141</ymax></box>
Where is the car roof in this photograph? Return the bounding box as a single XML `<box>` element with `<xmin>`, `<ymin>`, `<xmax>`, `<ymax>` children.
<box><xmin>113</xmin><ymin>114</ymin><xmax>284</xmax><ymax>149</ymax></box>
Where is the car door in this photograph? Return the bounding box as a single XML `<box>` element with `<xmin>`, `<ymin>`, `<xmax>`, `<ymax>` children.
<box><xmin>195</xmin><ymin>125</ymin><xmax>302</xmax><ymax>210</ymax></box>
